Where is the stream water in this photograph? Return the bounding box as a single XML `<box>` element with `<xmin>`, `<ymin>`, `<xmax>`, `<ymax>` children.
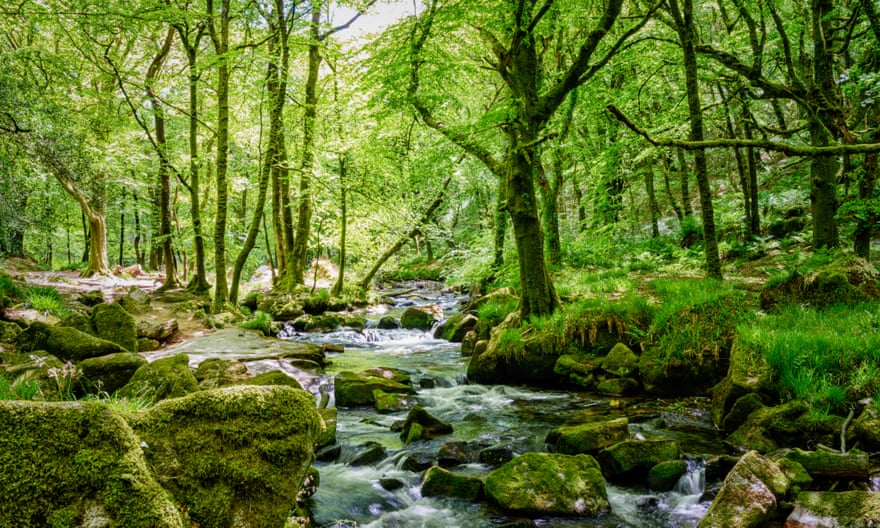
<box><xmin>279</xmin><ymin>286</ymin><xmax>720</xmax><ymax>528</ymax></box>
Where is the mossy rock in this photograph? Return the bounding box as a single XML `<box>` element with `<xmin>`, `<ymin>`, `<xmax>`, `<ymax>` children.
<box><xmin>721</xmin><ymin>393</ymin><xmax>765</xmax><ymax>432</ymax></box>
<box><xmin>400</xmin><ymin>406</ymin><xmax>453</xmax><ymax>442</ymax></box>
<box><xmin>316</xmin><ymin>407</ymin><xmax>337</xmax><ymax>449</ymax></box>
<box><xmin>377</xmin><ymin>316</ymin><xmax>400</xmax><ymax>329</ymax></box>
<box><xmin>467</xmin><ymin>312</ymin><xmax>561</xmax><ymax>386</ymax></box>
<box><xmin>421</xmin><ymin>466</ymin><xmax>483</xmax><ymax>501</ymax></box>
<box><xmin>78</xmin><ymin>352</ymin><xmax>147</xmax><ymax>394</ymax></box>
<box><xmin>553</xmin><ymin>354</ymin><xmax>602</xmax><ymax>389</ymax></box>
<box><xmin>760</xmin><ymin>258</ymin><xmax>880</xmax><ymax>311</ymax></box>
<box><xmin>333</xmin><ymin>370</ymin><xmax>415</xmax><ymax>407</ymax></box>
<box><xmin>434</xmin><ymin>314</ymin><xmax>478</xmax><ymax>342</ymax></box>
<box><xmin>699</xmin><ymin>450</ymin><xmax>789</xmax><ymax>528</ymax></box>
<box><xmin>129</xmin><ymin>386</ymin><xmax>322</xmax><ymax>528</ymax></box>
<box><xmin>0</xmin><ymin>400</ymin><xmax>186</xmax><ymax>527</ymax></box>
<box><xmin>373</xmin><ymin>389</ymin><xmax>415</xmax><ymax>413</ymax></box>
<box><xmin>710</xmin><ymin>339</ymin><xmax>774</xmax><ymax>428</ymax></box>
<box><xmin>724</xmin><ymin>400</ymin><xmax>843</xmax><ymax>453</ymax></box>
<box><xmin>596</xmin><ymin>377</ymin><xmax>640</xmax><ymax>395</ymax></box>
<box><xmin>400</xmin><ymin>306</ymin><xmax>438</xmax><ymax>330</ymax></box>
<box><xmin>194</xmin><ymin>358</ymin><xmax>249</xmax><ymax>390</ymax></box>
<box><xmin>484</xmin><ymin>452</ymin><xmax>609</xmax><ymax>517</ymax></box>
<box><xmin>117</xmin><ymin>288</ymin><xmax>152</xmax><ymax>314</ymax></box>
<box><xmin>547</xmin><ymin>417</ymin><xmax>630</xmax><ymax>455</ymax></box>
<box><xmin>236</xmin><ymin>370</ymin><xmax>303</xmax><ymax>391</ymax></box>
<box><xmin>77</xmin><ymin>289</ymin><xmax>105</xmax><ymax>307</ymax></box>
<box><xmin>597</xmin><ymin>438</ymin><xmax>681</xmax><ymax>480</ymax></box>
<box><xmin>787</xmin><ymin>491</ymin><xmax>880</xmax><ymax>526</ymax></box>
<box><xmin>771</xmin><ymin>456</ymin><xmax>813</xmax><ymax>491</ymax></box>
<box><xmin>853</xmin><ymin>412</ymin><xmax>880</xmax><ymax>451</ymax></box>
<box><xmin>638</xmin><ymin>346</ymin><xmax>728</xmax><ymax>396</ymax></box>
<box><xmin>291</xmin><ymin>313</ymin><xmax>343</xmax><ymax>332</ymax></box>
<box><xmin>138</xmin><ymin>338</ymin><xmax>160</xmax><ymax>352</ymax></box>
<box><xmin>15</xmin><ymin>322</ymin><xmax>127</xmax><ymax>362</ymax></box>
<box><xmin>118</xmin><ymin>354</ymin><xmax>199</xmax><ymax>403</ymax></box>
<box><xmin>0</xmin><ymin>320</ymin><xmax>21</xmax><ymax>343</ymax></box>
<box><xmin>601</xmin><ymin>343</ymin><xmax>639</xmax><ymax>378</ymax></box>
<box><xmin>647</xmin><ymin>460</ymin><xmax>688</xmax><ymax>491</ymax></box>
<box><xmin>1</xmin><ymin>352</ymin><xmax>66</xmax><ymax>400</ymax></box>
<box><xmin>57</xmin><ymin>311</ymin><xmax>95</xmax><ymax>335</ymax></box>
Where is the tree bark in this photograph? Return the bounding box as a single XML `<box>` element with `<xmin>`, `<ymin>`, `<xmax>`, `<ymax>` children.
<box><xmin>331</xmin><ymin>154</ymin><xmax>348</xmax><ymax>297</ymax></box>
<box><xmin>208</xmin><ymin>0</ymin><xmax>231</xmax><ymax>310</ymax></box>
<box><xmin>644</xmin><ymin>157</ymin><xmax>661</xmax><ymax>237</ymax></box>
<box><xmin>493</xmin><ymin>176</ymin><xmax>507</xmax><ymax>269</ymax></box>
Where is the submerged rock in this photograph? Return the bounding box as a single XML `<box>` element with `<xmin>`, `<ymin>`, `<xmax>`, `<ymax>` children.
<box><xmin>400</xmin><ymin>406</ymin><xmax>453</xmax><ymax>442</ymax></box>
<box><xmin>0</xmin><ymin>400</ymin><xmax>185</xmax><ymax>527</ymax></box>
<box><xmin>484</xmin><ymin>452</ymin><xmax>609</xmax><ymax>517</ymax></box>
<box><xmin>129</xmin><ymin>385</ymin><xmax>322</xmax><ymax>528</ymax></box>
<box><xmin>698</xmin><ymin>450</ymin><xmax>789</xmax><ymax>528</ymax></box>
<box><xmin>421</xmin><ymin>466</ymin><xmax>483</xmax><ymax>501</ymax></box>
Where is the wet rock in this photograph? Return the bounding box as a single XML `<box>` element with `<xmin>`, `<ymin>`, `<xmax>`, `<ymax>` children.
<box><xmin>602</xmin><ymin>343</ymin><xmax>639</xmax><ymax>378</ymax></box>
<box><xmin>783</xmin><ymin>448</ymin><xmax>869</xmax><ymax>480</ymax></box>
<box><xmin>194</xmin><ymin>358</ymin><xmax>249</xmax><ymax>390</ymax></box>
<box><xmin>724</xmin><ymin>400</ymin><xmax>843</xmax><ymax>453</ymax></box>
<box><xmin>129</xmin><ymin>385</ymin><xmax>322</xmax><ymax>528</ymax></box>
<box><xmin>317</xmin><ymin>408</ymin><xmax>337</xmax><ymax>449</ymax></box>
<box><xmin>554</xmin><ymin>354</ymin><xmax>602</xmax><ymax>389</ymax></box>
<box><xmin>118</xmin><ymin>354</ymin><xmax>199</xmax><ymax>403</ymax></box>
<box><xmin>136</xmin><ymin>319</ymin><xmax>178</xmax><ymax>341</ymax></box>
<box><xmin>377</xmin><ymin>316</ymin><xmax>400</xmax><ymax>329</ymax></box>
<box><xmin>546</xmin><ymin>417</ymin><xmax>630</xmax><ymax>455</ymax></box>
<box><xmin>137</xmin><ymin>338</ymin><xmax>160</xmax><ymax>352</ymax></box>
<box><xmin>597</xmin><ymin>438</ymin><xmax>680</xmax><ymax>481</ymax></box>
<box><xmin>334</xmin><ymin>370</ymin><xmax>415</xmax><ymax>407</ymax></box>
<box><xmin>596</xmin><ymin>377</ymin><xmax>640</xmax><ymax>396</ymax></box>
<box><xmin>785</xmin><ymin>491</ymin><xmax>880</xmax><ymax>527</ymax></box>
<box><xmin>647</xmin><ymin>460</ymin><xmax>688</xmax><ymax>491</ymax></box>
<box><xmin>460</xmin><ymin>330</ymin><xmax>478</xmax><ymax>356</ymax></box>
<box><xmin>291</xmin><ymin>313</ymin><xmax>342</xmax><ymax>332</ymax></box>
<box><xmin>638</xmin><ymin>346</ymin><xmax>728</xmax><ymax>396</ymax></box>
<box><xmin>400</xmin><ymin>306</ymin><xmax>438</xmax><ymax>330</ymax></box>
<box><xmin>362</xmin><ymin>366</ymin><xmax>412</xmax><ymax>385</ymax></box>
<box><xmin>434</xmin><ymin>314</ymin><xmax>478</xmax><ymax>342</ymax></box>
<box><xmin>169</xmin><ymin>328</ymin><xmax>325</xmax><ymax>367</ymax></box>
<box><xmin>316</xmin><ymin>444</ymin><xmax>342</xmax><ymax>462</ymax></box>
<box><xmin>421</xmin><ymin>466</ymin><xmax>483</xmax><ymax>501</ymax></box>
<box><xmin>78</xmin><ymin>352</ymin><xmax>147</xmax><ymax>394</ymax></box>
<box><xmin>0</xmin><ymin>399</ymin><xmax>186</xmax><ymax>527</ymax></box>
<box><xmin>437</xmin><ymin>441</ymin><xmax>472</xmax><ymax>467</ymax></box>
<box><xmin>402</xmin><ymin>451</ymin><xmax>436</xmax><ymax>472</ymax></box>
<box><xmin>349</xmin><ymin>442</ymin><xmax>387</xmax><ymax>467</ymax></box>
<box><xmin>770</xmin><ymin>455</ymin><xmax>813</xmax><ymax>491</ymax></box>
<box><xmin>704</xmin><ymin>454</ymin><xmax>741</xmax><ymax>483</ymax></box>
<box><xmin>698</xmin><ymin>451</ymin><xmax>789</xmax><ymax>528</ymax></box>
<box><xmin>484</xmin><ymin>452</ymin><xmax>609</xmax><ymax>517</ymax></box>
<box><xmin>16</xmin><ymin>322</ymin><xmax>126</xmax><ymax>362</ymax></box>
<box><xmin>721</xmin><ymin>392</ymin><xmax>765</xmax><ymax>432</ymax></box>
<box><xmin>478</xmin><ymin>443</ymin><xmax>517</xmax><ymax>468</ymax></box>
<box><xmin>379</xmin><ymin>478</ymin><xmax>405</xmax><ymax>491</ymax></box>
<box><xmin>467</xmin><ymin>312</ymin><xmax>559</xmax><ymax>385</ymax></box>
<box><xmin>373</xmin><ymin>389</ymin><xmax>415</xmax><ymax>413</ymax></box>
<box><xmin>400</xmin><ymin>406</ymin><xmax>453</xmax><ymax>442</ymax></box>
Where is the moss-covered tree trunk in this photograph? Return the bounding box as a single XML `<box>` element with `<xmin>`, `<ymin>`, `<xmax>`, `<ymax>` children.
<box><xmin>332</xmin><ymin>154</ymin><xmax>348</xmax><ymax>297</ymax></box>
<box><xmin>644</xmin><ymin>157</ymin><xmax>661</xmax><ymax>238</ymax></box>
<box><xmin>493</xmin><ymin>177</ymin><xmax>507</xmax><ymax>269</ymax></box>
<box><xmin>208</xmin><ymin>0</ymin><xmax>230</xmax><ymax>310</ymax></box>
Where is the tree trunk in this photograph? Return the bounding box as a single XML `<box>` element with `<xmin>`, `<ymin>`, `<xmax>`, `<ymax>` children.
<box><xmin>661</xmin><ymin>153</ymin><xmax>684</xmax><ymax>222</ymax></box>
<box><xmin>332</xmin><ymin>155</ymin><xmax>348</xmax><ymax>297</ymax></box>
<box><xmin>118</xmin><ymin>187</ymin><xmax>125</xmax><ymax>266</ymax></box>
<box><xmin>134</xmin><ymin>191</ymin><xmax>144</xmax><ymax>266</ymax></box>
<box><xmin>743</xmin><ymin>114</ymin><xmax>761</xmax><ymax>236</ymax></box>
<box><xmin>719</xmin><ymin>83</ymin><xmax>752</xmax><ymax>234</ymax></box>
<box><xmin>670</xmin><ymin>0</ymin><xmax>722</xmax><ymax>279</ymax></box>
<box><xmin>644</xmin><ymin>157</ymin><xmax>661</xmax><ymax>237</ymax></box>
<box><xmin>677</xmin><ymin>148</ymin><xmax>693</xmax><ymax>218</ymax></box>
<box><xmin>208</xmin><ymin>0</ymin><xmax>231</xmax><ymax>310</ymax></box>
<box><xmin>493</xmin><ymin>176</ymin><xmax>507</xmax><ymax>269</ymax></box>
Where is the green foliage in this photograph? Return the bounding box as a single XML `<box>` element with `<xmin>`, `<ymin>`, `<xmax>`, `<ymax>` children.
<box><xmin>239</xmin><ymin>311</ymin><xmax>273</xmax><ymax>337</ymax></box>
<box><xmin>738</xmin><ymin>303</ymin><xmax>880</xmax><ymax>414</ymax></box>
<box><xmin>0</xmin><ymin>375</ymin><xmax>42</xmax><ymax>401</ymax></box>
<box><xmin>497</xmin><ymin>327</ymin><xmax>526</xmax><ymax>360</ymax></box>
<box><xmin>24</xmin><ymin>285</ymin><xmax>69</xmax><ymax>317</ymax></box>
<box><xmin>476</xmin><ymin>297</ymin><xmax>519</xmax><ymax>328</ymax></box>
<box><xmin>0</xmin><ymin>275</ymin><xmax>23</xmax><ymax>299</ymax></box>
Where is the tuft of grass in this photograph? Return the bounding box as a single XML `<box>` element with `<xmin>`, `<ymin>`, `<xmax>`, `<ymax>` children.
<box><xmin>239</xmin><ymin>310</ymin><xmax>274</xmax><ymax>336</ymax></box>
<box><xmin>0</xmin><ymin>375</ymin><xmax>42</xmax><ymax>401</ymax></box>
<box><xmin>0</xmin><ymin>275</ymin><xmax>23</xmax><ymax>298</ymax></box>
<box><xmin>738</xmin><ymin>303</ymin><xmax>880</xmax><ymax>414</ymax></box>
<box><xmin>24</xmin><ymin>285</ymin><xmax>70</xmax><ymax>317</ymax></box>
<box><xmin>81</xmin><ymin>391</ymin><xmax>155</xmax><ymax>413</ymax></box>
<box><xmin>476</xmin><ymin>297</ymin><xmax>519</xmax><ymax>328</ymax></box>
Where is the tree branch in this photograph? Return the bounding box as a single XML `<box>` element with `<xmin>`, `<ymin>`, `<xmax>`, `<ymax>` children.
<box><xmin>607</xmin><ymin>104</ymin><xmax>880</xmax><ymax>156</ymax></box>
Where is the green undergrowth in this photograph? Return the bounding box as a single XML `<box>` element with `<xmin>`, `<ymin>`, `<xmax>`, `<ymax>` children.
<box><xmin>24</xmin><ymin>285</ymin><xmax>70</xmax><ymax>317</ymax></box>
<box><xmin>239</xmin><ymin>310</ymin><xmax>273</xmax><ymax>336</ymax></box>
<box><xmin>379</xmin><ymin>257</ymin><xmax>444</xmax><ymax>282</ymax></box>
<box><xmin>647</xmin><ymin>278</ymin><xmax>753</xmax><ymax>362</ymax></box>
<box><xmin>738</xmin><ymin>302</ymin><xmax>880</xmax><ymax>414</ymax></box>
<box><xmin>476</xmin><ymin>296</ymin><xmax>519</xmax><ymax>328</ymax></box>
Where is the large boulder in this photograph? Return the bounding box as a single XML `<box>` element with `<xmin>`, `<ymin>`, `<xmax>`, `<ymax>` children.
<box><xmin>467</xmin><ymin>311</ymin><xmax>560</xmax><ymax>385</ymax></box>
<box><xmin>118</xmin><ymin>354</ymin><xmax>200</xmax><ymax>403</ymax></box>
<box><xmin>760</xmin><ymin>258</ymin><xmax>880</xmax><ymax>311</ymax></box>
<box><xmin>601</xmin><ymin>343</ymin><xmax>639</xmax><ymax>378</ymax></box>
<box><xmin>554</xmin><ymin>354</ymin><xmax>603</xmax><ymax>389</ymax></box>
<box><xmin>78</xmin><ymin>352</ymin><xmax>147</xmax><ymax>394</ymax></box>
<box><xmin>647</xmin><ymin>460</ymin><xmax>689</xmax><ymax>491</ymax></box>
<box><xmin>92</xmin><ymin>302</ymin><xmax>139</xmax><ymax>353</ymax></box>
<box><xmin>420</xmin><ymin>466</ymin><xmax>483</xmax><ymax>501</ymax></box>
<box><xmin>597</xmin><ymin>438</ymin><xmax>680</xmax><ymax>481</ymax></box>
<box><xmin>129</xmin><ymin>386</ymin><xmax>323</xmax><ymax>528</ymax></box>
<box><xmin>546</xmin><ymin>418</ymin><xmax>630</xmax><ymax>455</ymax></box>
<box><xmin>710</xmin><ymin>339</ymin><xmax>774</xmax><ymax>429</ymax></box>
<box><xmin>433</xmin><ymin>313</ymin><xmax>478</xmax><ymax>342</ymax></box>
<box><xmin>15</xmin><ymin>322</ymin><xmax>126</xmax><ymax>362</ymax></box>
<box><xmin>698</xmin><ymin>451</ymin><xmax>790</xmax><ymax>528</ymax></box>
<box><xmin>333</xmin><ymin>369</ymin><xmax>415</xmax><ymax>407</ymax></box>
<box><xmin>400</xmin><ymin>306</ymin><xmax>439</xmax><ymax>330</ymax></box>
<box><xmin>484</xmin><ymin>452</ymin><xmax>609</xmax><ymax>517</ymax></box>
<box><xmin>0</xmin><ymin>400</ymin><xmax>186</xmax><ymax>527</ymax></box>
<box><xmin>638</xmin><ymin>345</ymin><xmax>728</xmax><ymax>396</ymax></box>
<box><xmin>137</xmin><ymin>319</ymin><xmax>179</xmax><ymax>341</ymax></box>
<box><xmin>194</xmin><ymin>358</ymin><xmax>250</xmax><ymax>390</ymax></box>
<box><xmin>400</xmin><ymin>406</ymin><xmax>453</xmax><ymax>443</ymax></box>
<box><xmin>724</xmin><ymin>400</ymin><xmax>843</xmax><ymax>453</ymax></box>
<box><xmin>786</xmin><ymin>491</ymin><xmax>880</xmax><ymax>528</ymax></box>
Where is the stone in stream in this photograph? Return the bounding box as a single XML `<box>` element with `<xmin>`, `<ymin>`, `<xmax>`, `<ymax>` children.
<box><xmin>484</xmin><ymin>452</ymin><xmax>609</xmax><ymax>517</ymax></box>
<box><xmin>15</xmin><ymin>321</ymin><xmax>127</xmax><ymax>362</ymax></box>
<box><xmin>546</xmin><ymin>417</ymin><xmax>630</xmax><ymax>455</ymax></box>
<box><xmin>129</xmin><ymin>385</ymin><xmax>322</xmax><ymax>528</ymax></box>
<box><xmin>348</xmin><ymin>442</ymin><xmax>387</xmax><ymax>467</ymax></box>
<box><xmin>597</xmin><ymin>438</ymin><xmax>681</xmax><ymax>481</ymax></box>
<box><xmin>433</xmin><ymin>313</ymin><xmax>478</xmax><ymax>342</ymax></box>
<box><xmin>646</xmin><ymin>460</ymin><xmax>689</xmax><ymax>491</ymax></box>
<box><xmin>785</xmin><ymin>491</ymin><xmax>880</xmax><ymax>527</ymax></box>
<box><xmin>400</xmin><ymin>406</ymin><xmax>453</xmax><ymax>443</ymax></box>
<box><xmin>400</xmin><ymin>306</ymin><xmax>439</xmax><ymax>330</ymax></box>
<box><xmin>724</xmin><ymin>400</ymin><xmax>844</xmax><ymax>454</ymax></box>
<box><xmin>437</xmin><ymin>441</ymin><xmax>473</xmax><ymax>467</ymax></box>
<box><xmin>0</xmin><ymin>399</ymin><xmax>186</xmax><ymax>527</ymax></box>
<box><xmin>478</xmin><ymin>443</ymin><xmax>517</xmax><ymax>468</ymax></box>
<box><xmin>117</xmin><ymin>354</ymin><xmax>199</xmax><ymax>403</ymax></box>
<box><xmin>377</xmin><ymin>315</ymin><xmax>400</xmax><ymax>329</ymax></box>
<box><xmin>421</xmin><ymin>466</ymin><xmax>483</xmax><ymax>501</ymax></box>
<box><xmin>78</xmin><ymin>352</ymin><xmax>147</xmax><ymax>394</ymax></box>
<box><xmin>698</xmin><ymin>450</ymin><xmax>790</xmax><ymax>528</ymax></box>
<box><xmin>373</xmin><ymin>389</ymin><xmax>415</xmax><ymax>413</ymax></box>
<box><xmin>334</xmin><ymin>370</ymin><xmax>415</xmax><ymax>407</ymax></box>
<box><xmin>596</xmin><ymin>377</ymin><xmax>640</xmax><ymax>396</ymax></box>
<box><xmin>601</xmin><ymin>343</ymin><xmax>640</xmax><ymax>378</ymax></box>
<box><xmin>782</xmin><ymin>448</ymin><xmax>869</xmax><ymax>480</ymax></box>
<box><xmin>402</xmin><ymin>451</ymin><xmax>436</xmax><ymax>472</ymax></box>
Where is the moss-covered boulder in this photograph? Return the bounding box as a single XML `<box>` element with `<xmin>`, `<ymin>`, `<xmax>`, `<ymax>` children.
<box><xmin>786</xmin><ymin>491</ymin><xmax>880</xmax><ymax>527</ymax></box>
<box><xmin>373</xmin><ymin>389</ymin><xmax>415</xmax><ymax>413</ymax></box>
<box><xmin>721</xmin><ymin>393</ymin><xmax>765</xmax><ymax>432</ymax></box>
<box><xmin>0</xmin><ymin>400</ymin><xmax>186</xmax><ymax>528</ymax></box>
<box><xmin>698</xmin><ymin>450</ymin><xmax>789</xmax><ymax>528</ymax></box>
<box><xmin>602</xmin><ymin>343</ymin><xmax>640</xmax><ymax>378</ymax></box>
<box><xmin>783</xmin><ymin>448</ymin><xmax>869</xmax><ymax>480</ymax></box>
<box><xmin>710</xmin><ymin>339</ymin><xmax>774</xmax><ymax>429</ymax></box>
<box><xmin>78</xmin><ymin>352</ymin><xmax>147</xmax><ymax>394</ymax></box>
<box><xmin>421</xmin><ymin>466</ymin><xmax>483</xmax><ymax>501</ymax></box>
<box><xmin>117</xmin><ymin>287</ymin><xmax>152</xmax><ymax>314</ymax></box>
<box><xmin>377</xmin><ymin>316</ymin><xmax>399</xmax><ymax>329</ymax></box>
<box><xmin>546</xmin><ymin>418</ymin><xmax>630</xmax><ymax>455</ymax></box>
<box><xmin>333</xmin><ymin>369</ymin><xmax>415</xmax><ymax>407</ymax></box>
<box><xmin>0</xmin><ymin>320</ymin><xmax>21</xmax><ymax>343</ymax></box>
<box><xmin>118</xmin><ymin>354</ymin><xmax>199</xmax><ymax>403</ymax></box>
<box><xmin>92</xmin><ymin>302</ymin><xmax>138</xmax><ymax>353</ymax></box>
<box><xmin>400</xmin><ymin>306</ymin><xmax>438</xmax><ymax>330</ymax></box>
<box><xmin>129</xmin><ymin>386</ymin><xmax>322</xmax><ymax>528</ymax></box>
<box><xmin>596</xmin><ymin>377</ymin><xmax>640</xmax><ymax>395</ymax></box>
<box><xmin>638</xmin><ymin>346</ymin><xmax>728</xmax><ymax>396</ymax></box>
<box><xmin>760</xmin><ymin>258</ymin><xmax>880</xmax><ymax>311</ymax></box>
<box><xmin>194</xmin><ymin>358</ymin><xmax>250</xmax><ymax>389</ymax></box>
<box><xmin>236</xmin><ymin>370</ymin><xmax>304</xmax><ymax>391</ymax></box>
<box><xmin>434</xmin><ymin>314</ymin><xmax>478</xmax><ymax>342</ymax></box>
<box><xmin>484</xmin><ymin>452</ymin><xmax>609</xmax><ymax>517</ymax></box>
<box><xmin>400</xmin><ymin>406</ymin><xmax>453</xmax><ymax>442</ymax></box>
<box><xmin>15</xmin><ymin>322</ymin><xmax>127</xmax><ymax>362</ymax></box>
<box><xmin>467</xmin><ymin>311</ymin><xmax>560</xmax><ymax>385</ymax></box>
<box><xmin>597</xmin><ymin>438</ymin><xmax>681</xmax><ymax>481</ymax></box>
<box><xmin>554</xmin><ymin>354</ymin><xmax>603</xmax><ymax>389</ymax></box>
<box><xmin>724</xmin><ymin>400</ymin><xmax>843</xmax><ymax>453</ymax></box>
<box><xmin>57</xmin><ymin>311</ymin><xmax>95</xmax><ymax>335</ymax></box>
<box><xmin>647</xmin><ymin>460</ymin><xmax>688</xmax><ymax>491</ymax></box>
<box><xmin>136</xmin><ymin>319</ymin><xmax>179</xmax><ymax>341</ymax></box>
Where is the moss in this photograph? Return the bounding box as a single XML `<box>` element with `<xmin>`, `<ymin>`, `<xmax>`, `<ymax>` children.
<box><xmin>421</xmin><ymin>466</ymin><xmax>483</xmax><ymax>501</ymax></box>
<box><xmin>547</xmin><ymin>417</ymin><xmax>630</xmax><ymax>455</ymax></box>
<box><xmin>0</xmin><ymin>400</ymin><xmax>186</xmax><ymax>527</ymax></box>
<box><xmin>647</xmin><ymin>460</ymin><xmax>688</xmax><ymax>491</ymax></box>
<box><xmin>129</xmin><ymin>386</ymin><xmax>322</xmax><ymax>528</ymax></box>
<box><xmin>597</xmin><ymin>438</ymin><xmax>681</xmax><ymax>480</ymax></box>
<box><xmin>236</xmin><ymin>370</ymin><xmax>303</xmax><ymax>391</ymax></box>
<box><xmin>15</xmin><ymin>322</ymin><xmax>126</xmax><ymax>362</ymax></box>
<box><xmin>118</xmin><ymin>354</ymin><xmax>199</xmax><ymax>403</ymax></box>
<box><xmin>78</xmin><ymin>353</ymin><xmax>147</xmax><ymax>395</ymax></box>
<box><xmin>400</xmin><ymin>306</ymin><xmax>436</xmax><ymax>330</ymax></box>
<box><xmin>333</xmin><ymin>370</ymin><xmax>415</xmax><ymax>407</ymax></box>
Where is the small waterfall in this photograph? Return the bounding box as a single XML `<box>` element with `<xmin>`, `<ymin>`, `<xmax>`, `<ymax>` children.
<box><xmin>673</xmin><ymin>459</ymin><xmax>706</xmax><ymax>497</ymax></box>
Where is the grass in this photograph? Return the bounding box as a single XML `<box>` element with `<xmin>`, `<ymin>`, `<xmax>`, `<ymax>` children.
<box><xmin>0</xmin><ymin>375</ymin><xmax>42</xmax><ymax>401</ymax></box>
<box><xmin>239</xmin><ymin>310</ymin><xmax>274</xmax><ymax>336</ymax></box>
<box><xmin>24</xmin><ymin>285</ymin><xmax>70</xmax><ymax>317</ymax></box>
<box><xmin>738</xmin><ymin>302</ymin><xmax>880</xmax><ymax>414</ymax></box>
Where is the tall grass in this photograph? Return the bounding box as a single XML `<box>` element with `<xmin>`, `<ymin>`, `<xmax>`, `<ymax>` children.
<box><xmin>738</xmin><ymin>303</ymin><xmax>880</xmax><ymax>414</ymax></box>
<box><xmin>24</xmin><ymin>285</ymin><xmax>69</xmax><ymax>317</ymax></box>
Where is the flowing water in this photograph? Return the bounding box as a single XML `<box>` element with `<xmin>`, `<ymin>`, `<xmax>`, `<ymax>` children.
<box><xmin>279</xmin><ymin>286</ymin><xmax>718</xmax><ymax>528</ymax></box>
